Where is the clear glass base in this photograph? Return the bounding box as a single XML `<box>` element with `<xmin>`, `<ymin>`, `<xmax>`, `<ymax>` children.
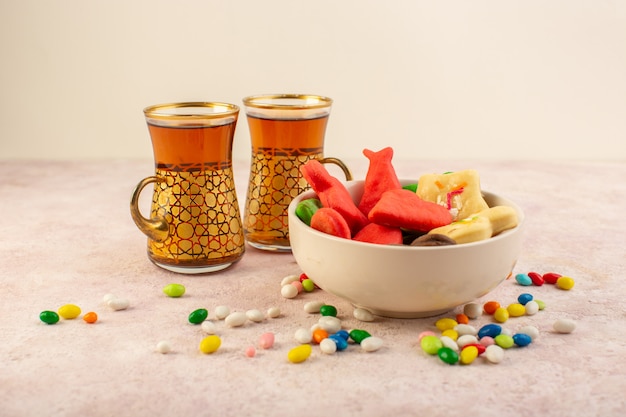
<box><xmin>246</xmin><ymin>241</ymin><xmax>292</xmax><ymax>252</ymax></box>
<box><xmin>152</xmin><ymin>261</ymin><xmax>233</xmax><ymax>274</ymax></box>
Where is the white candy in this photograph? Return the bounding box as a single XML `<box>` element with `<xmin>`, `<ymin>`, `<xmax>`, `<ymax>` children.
<box><xmin>463</xmin><ymin>302</ymin><xmax>482</xmax><ymax>319</ymax></box>
<box><xmin>201</xmin><ymin>321</ymin><xmax>217</xmax><ymax>334</ymax></box>
<box><xmin>294</xmin><ymin>327</ymin><xmax>313</xmax><ymax>343</ymax></box>
<box><xmin>518</xmin><ymin>325</ymin><xmax>539</xmax><ymax>340</ymax></box>
<box><xmin>353</xmin><ymin>308</ymin><xmax>375</xmax><ymax>322</ymax></box>
<box><xmin>524</xmin><ymin>301</ymin><xmax>539</xmax><ymax>316</ymax></box>
<box><xmin>485</xmin><ymin>344</ymin><xmax>504</xmax><ymax>364</ymax></box>
<box><xmin>320</xmin><ymin>338</ymin><xmax>337</xmax><ymax>354</ymax></box>
<box><xmin>107</xmin><ymin>298</ymin><xmax>130</xmax><ymax>311</ymax></box>
<box><xmin>267</xmin><ymin>307</ymin><xmax>281</xmax><ymax>318</ymax></box>
<box><xmin>553</xmin><ymin>318</ymin><xmax>576</xmax><ymax>334</ymax></box>
<box><xmin>318</xmin><ymin>316</ymin><xmax>342</xmax><ymax>334</ymax></box>
<box><xmin>246</xmin><ymin>309</ymin><xmax>265</xmax><ymax>323</ymax></box>
<box><xmin>156</xmin><ymin>340</ymin><xmax>171</xmax><ymax>354</ymax></box>
<box><xmin>224</xmin><ymin>311</ymin><xmax>247</xmax><ymax>327</ymax></box>
<box><xmin>215</xmin><ymin>305</ymin><xmax>230</xmax><ymax>320</ymax></box>
<box><xmin>280</xmin><ymin>274</ymin><xmax>300</xmax><ymax>286</ymax></box>
<box><xmin>455</xmin><ymin>324</ymin><xmax>477</xmax><ymax>336</ymax></box>
<box><xmin>501</xmin><ymin>327</ymin><xmax>513</xmax><ymax>336</ymax></box>
<box><xmin>456</xmin><ymin>334</ymin><xmax>478</xmax><ymax>348</ymax></box>
<box><xmin>440</xmin><ymin>335</ymin><xmax>459</xmax><ymax>351</ymax></box>
<box><xmin>361</xmin><ymin>336</ymin><xmax>383</xmax><ymax>352</ymax></box>
<box><xmin>281</xmin><ymin>284</ymin><xmax>298</xmax><ymax>299</ymax></box>
<box><xmin>102</xmin><ymin>293</ymin><xmax>116</xmax><ymax>303</ymax></box>
<box><xmin>304</xmin><ymin>301</ymin><xmax>325</xmax><ymax>314</ymax></box>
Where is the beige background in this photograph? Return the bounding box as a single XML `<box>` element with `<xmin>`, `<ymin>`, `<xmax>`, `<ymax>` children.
<box><xmin>1</xmin><ymin>0</ymin><xmax>625</xmax><ymax>161</ymax></box>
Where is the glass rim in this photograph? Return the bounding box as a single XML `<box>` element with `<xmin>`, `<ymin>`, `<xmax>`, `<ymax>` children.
<box><xmin>143</xmin><ymin>102</ymin><xmax>240</xmax><ymax>120</ymax></box>
<box><xmin>242</xmin><ymin>94</ymin><xmax>332</xmax><ymax>110</ymax></box>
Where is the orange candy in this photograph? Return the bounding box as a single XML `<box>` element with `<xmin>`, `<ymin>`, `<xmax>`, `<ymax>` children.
<box><xmin>483</xmin><ymin>301</ymin><xmax>501</xmax><ymax>315</ymax></box>
<box><xmin>83</xmin><ymin>311</ymin><xmax>98</xmax><ymax>324</ymax></box>
<box><xmin>455</xmin><ymin>313</ymin><xmax>469</xmax><ymax>324</ymax></box>
<box><xmin>312</xmin><ymin>328</ymin><xmax>329</xmax><ymax>344</ymax></box>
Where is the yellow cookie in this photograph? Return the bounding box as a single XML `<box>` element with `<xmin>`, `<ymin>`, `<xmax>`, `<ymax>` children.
<box><xmin>428</xmin><ymin>205</ymin><xmax>519</xmax><ymax>244</ymax></box>
<box><xmin>416</xmin><ymin>169</ymin><xmax>489</xmax><ymax>221</ymax></box>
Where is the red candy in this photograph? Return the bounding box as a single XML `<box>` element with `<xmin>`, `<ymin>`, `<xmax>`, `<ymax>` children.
<box><xmin>528</xmin><ymin>271</ymin><xmax>544</xmax><ymax>286</ymax></box>
<box><xmin>357</xmin><ymin>147</ymin><xmax>402</xmax><ymax>217</ymax></box>
<box><xmin>463</xmin><ymin>343</ymin><xmax>486</xmax><ymax>355</ymax></box>
<box><xmin>543</xmin><ymin>272</ymin><xmax>562</xmax><ymax>285</ymax></box>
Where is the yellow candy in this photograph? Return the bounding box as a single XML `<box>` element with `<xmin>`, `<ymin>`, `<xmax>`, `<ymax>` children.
<box><xmin>507</xmin><ymin>303</ymin><xmax>526</xmax><ymax>317</ymax></box>
<box><xmin>493</xmin><ymin>307</ymin><xmax>509</xmax><ymax>323</ymax></box>
<box><xmin>435</xmin><ymin>318</ymin><xmax>458</xmax><ymax>331</ymax></box>
<box><xmin>287</xmin><ymin>344</ymin><xmax>312</xmax><ymax>363</ymax></box>
<box><xmin>556</xmin><ymin>276</ymin><xmax>575</xmax><ymax>290</ymax></box>
<box><xmin>460</xmin><ymin>345</ymin><xmax>479</xmax><ymax>365</ymax></box>
<box><xmin>441</xmin><ymin>329</ymin><xmax>459</xmax><ymax>341</ymax></box>
<box><xmin>199</xmin><ymin>335</ymin><xmax>221</xmax><ymax>354</ymax></box>
<box><xmin>58</xmin><ymin>304</ymin><xmax>81</xmax><ymax>320</ymax></box>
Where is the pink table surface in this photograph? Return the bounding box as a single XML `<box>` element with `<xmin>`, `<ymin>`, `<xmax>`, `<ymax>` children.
<box><xmin>1</xmin><ymin>158</ymin><xmax>625</xmax><ymax>417</ymax></box>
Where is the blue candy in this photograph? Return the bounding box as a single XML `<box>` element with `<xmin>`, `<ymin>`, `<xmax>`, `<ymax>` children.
<box><xmin>334</xmin><ymin>330</ymin><xmax>350</xmax><ymax>341</ymax></box>
<box><xmin>517</xmin><ymin>293</ymin><xmax>534</xmax><ymax>305</ymax></box>
<box><xmin>329</xmin><ymin>334</ymin><xmax>348</xmax><ymax>351</ymax></box>
<box><xmin>513</xmin><ymin>333</ymin><xmax>533</xmax><ymax>347</ymax></box>
<box><xmin>515</xmin><ymin>273</ymin><xmax>533</xmax><ymax>286</ymax></box>
<box><xmin>478</xmin><ymin>323</ymin><xmax>502</xmax><ymax>339</ymax></box>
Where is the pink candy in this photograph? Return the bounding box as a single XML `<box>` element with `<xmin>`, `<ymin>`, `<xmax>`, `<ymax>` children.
<box><xmin>258</xmin><ymin>332</ymin><xmax>275</xmax><ymax>349</ymax></box>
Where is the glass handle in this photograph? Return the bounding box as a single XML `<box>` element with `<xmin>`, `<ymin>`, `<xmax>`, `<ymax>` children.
<box><xmin>130</xmin><ymin>176</ymin><xmax>169</xmax><ymax>242</ymax></box>
<box><xmin>319</xmin><ymin>157</ymin><xmax>353</xmax><ymax>181</ymax></box>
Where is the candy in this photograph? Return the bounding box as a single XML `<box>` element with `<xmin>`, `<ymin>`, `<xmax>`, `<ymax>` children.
<box><xmin>515</xmin><ymin>273</ymin><xmax>533</xmax><ymax>286</ymax></box>
<box><xmin>318</xmin><ymin>316</ymin><xmax>342</xmax><ymax>334</ymax></box>
<box><xmin>199</xmin><ymin>335</ymin><xmax>221</xmax><ymax>354</ymax></box>
<box><xmin>456</xmin><ymin>335</ymin><xmax>478</xmax><ymax>348</ymax></box>
<box><xmin>334</xmin><ymin>329</ymin><xmax>350</xmax><ymax>340</ymax></box>
<box><xmin>507</xmin><ymin>303</ymin><xmax>526</xmax><ymax>317</ymax></box>
<box><xmin>320</xmin><ymin>338</ymin><xmax>337</xmax><ymax>354</ymax></box>
<box><xmin>258</xmin><ymin>332</ymin><xmax>275</xmax><ymax>349</ymax></box>
<box><xmin>357</xmin><ymin>147</ymin><xmax>402</xmax><ymax>217</ymax></box>
<box><xmin>353</xmin><ymin>308</ymin><xmax>375</xmax><ymax>322</ymax></box>
<box><xmin>215</xmin><ymin>305</ymin><xmax>230</xmax><ymax>319</ymax></box>
<box><xmin>553</xmin><ymin>318</ymin><xmax>576</xmax><ymax>334</ymax></box>
<box><xmin>352</xmin><ymin>222</ymin><xmax>403</xmax><ymax>245</ymax></box>
<box><xmin>512</xmin><ymin>333</ymin><xmax>532</xmax><ymax>347</ymax></box>
<box><xmin>454</xmin><ymin>324</ymin><xmax>477</xmax><ymax>336</ymax></box>
<box><xmin>494</xmin><ymin>334</ymin><xmax>515</xmax><ymax>349</ymax></box>
<box><xmin>295</xmin><ymin>198</ymin><xmax>323</xmax><ymax>226</ymax></box>
<box><xmin>301</xmin><ymin>279</ymin><xmax>315</xmax><ymax>292</ymax></box>
<box><xmin>280</xmin><ymin>275</ymin><xmax>300</xmax><ymax>286</ymax></box>
<box><xmin>477</xmin><ymin>324</ymin><xmax>502</xmax><ymax>339</ymax></box>
<box><xmin>463</xmin><ymin>302</ymin><xmax>482</xmax><ymax>319</ymax></box>
<box><xmin>329</xmin><ymin>334</ymin><xmax>348</xmax><ymax>351</ymax></box>
<box><xmin>479</xmin><ymin>336</ymin><xmax>495</xmax><ymax>346</ymax></box>
<box><xmin>107</xmin><ymin>298</ymin><xmax>130</xmax><ymax>311</ymax></box>
<box><xmin>245</xmin><ymin>346</ymin><xmax>256</xmax><ymax>358</ymax></box>
<box><xmin>460</xmin><ymin>345</ymin><xmax>479</xmax><ymax>365</ymax></box>
<box><xmin>517</xmin><ymin>293</ymin><xmax>534</xmax><ymax>305</ymax></box>
<box><xmin>535</xmin><ymin>300</ymin><xmax>546</xmax><ymax>310</ymax></box>
<box><xmin>435</xmin><ymin>317</ymin><xmax>458</xmax><ymax>331</ymax></box>
<box><xmin>319</xmin><ymin>305</ymin><xmax>338</xmax><ymax>317</ymax></box>
<box><xmin>420</xmin><ymin>335</ymin><xmax>443</xmax><ymax>355</ymax></box>
<box><xmin>455</xmin><ymin>314</ymin><xmax>470</xmax><ymax>325</ymax></box>
<box><xmin>82</xmin><ymin>311</ymin><xmax>98</xmax><ymax>324</ymax></box>
<box><xmin>438</xmin><ymin>347</ymin><xmax>460</xmax><ymax>365</ymax></box>
<box><xmin>201</xmin><ymin>321</ymin><xmax>217</xmax><ymax>334</ymax></box>
<box><xmin>102</xmin><ymin>293</ymin><xmax>116</xmax><ymax>303</ymax></box>
<box><xmin>225</xmin><ymin>311</ymin><xmax>247</xmax><ymax>327</ymax></box>
<box><xmin>188</xmin><ymin>308</ymin><xmax>208</xmax><ymax>324</ymax></box>
<box><xmin>162</xmin><ymin>283</ymin><xmax>186</xmax><ymax>298</ymax></box>
<box><xmin>281</xmin><ymin>284</ymin><xmax>299</xmax><ymax>299</ymax></box>
<box><xmin>484</xmin><ymin>345</ymin><xmax>505</xmax><ymax>364</ymax></box>
<box><xmin>556</xmin><ymin>276</ymin><xmax>575</xmax><ymax>290</ymax></box>
<box><xmin>310</xmin><ymin>207</ymin><xmax>352</xmax><ymax>239</ymax></box>
<box><xmin>39</xmin><ymin>310</ymin><xmax>60</xmax><ymax>325</ymax></box>
<box><xmin>361</xmin><ymin>336</ymin><xmax>384</xmax><ymax>352</ymax></box>
<box><xmin>304</xmin><ymin>301</ymin><xmax>325</xmax><ymax>314</ymax></box>
<box><xmin>543</xmin><ymin>272</ymin><xmax>562</xmax><ymax>284</ymax></box>
<box><xmin>291</xmin><ymin>281</ymin><xmax>304</xmax><ymax>293</ymax></box>
<box><xmin>524</xmin><ymin>301</ymin><xmax>539</xmax><ymax>316</ymax></box>
<box><xmin>418</xmin><ymin>331</ymin><xmax>436</xmax><ymax>341</ymax></box>
<box><xmin>312</xmin><ymin>328</ymin><xmax>329</xmax><ymax>344</ymax></box>
<box><xmin>267</xmin><ymin>307</ymin><xmax>281</xmax><ymax>318</ymax></box>
<box><xmin>483</xmin><ymin>301</ymin><xmax>501</xmax><ymax>315</ymax></box>
<box><xmin>493</xmin><ymin>307</ymin><xmax>510</xmax><ymax>323</ymax></box>
<box><xmin>463</xmin><ymin>343</ymin><xmax>486</xmax><ymax>355</ymax></box>
<box><xmin>294</xmin><ymin>328</ymin><xmax>313</xmax><ymax>344</ymax></box>
<box><xmin>156</xmin><ymin>341</ymin><xmax>172</xmax><ymax>354</ymax></box>
<box><xmin>528</xmin><ymin>272</ymin><xmax>544</xmax><ymax>286</ymax></box>
<box><xmin>58</xmin><ymin>304</ymin><xmax>81</xmax><ymax>319</ymax></box>
<box><xmin>288</xmin><ymin>344</ymin><xmax>313</xmax><ymax>363</ymax></box>
<box><xmin>441</xmin><ymin>329</ymin><xmax>459</xmax><ymax>341</ymax></box>
<box><xmin>440</xmin><ymin>336</ymin><xmax>459</xmax><ymax>351</ymax></box>
<box><xmin>518</xmin><ymin>325</ymin><xmax>539</xmax><ymax>340</ymax></box>
<box><xmin>349</xmin><ymin>329</ymin><xmax>372</xmax><ymax>344</ymax></box>
<box><xmin>246</xmin><ymin>309</ymin><xmax>265</xmax><ymax>323</ymax></box>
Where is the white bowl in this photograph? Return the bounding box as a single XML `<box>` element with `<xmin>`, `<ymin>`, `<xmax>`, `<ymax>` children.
<box><xmin>288</xmin><ymin>180</ymin><xmax>525</xmax><ymax>318</ymax></box>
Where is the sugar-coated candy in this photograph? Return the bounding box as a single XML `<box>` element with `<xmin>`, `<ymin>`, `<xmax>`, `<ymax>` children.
<box><xmin>201</xmin><ymin>321</ymin><xmax>217</xmax><ymax>334</ymax></box>
<box><xmin>258</xmin><ymin>332</ymin><xmax>275</xmax><ymax>349</ymax></box>
<box><xmin>460</xmin><ymin>345</ymin><xmax>479</xmax><ymax>365</ymax></box>
<box><xmin>215</xmin><ymin>305</ymin><xmax>230</xmax><ymax>319</ymax></box>
<box><xmin>553</xmin><ymin>318</ymin><xmax>576</xmax><ymax>334</ymax></box>
<box><xmin>319</xmin><ymin>305</ymin><xmax>338</xmax><ymax>317</ymax></box>
<box><xmin>438</xmin><ymin>347</ymin><xmax>459</xmax><ymax>365</ymax></box>
<box><xmin>542</xmin><ymin>272</ymin><xmax>561</xmax><ymax>284</ymax></box>
<box><xmin>102</xmin><ymin>293</ymin><xmax>116</xmax><ymax>303</ymax></box>
<box><xmin>246</xmin><ymin>309</ymin><xmax>265</xmax><ymax>323</ymax></box>
<box><xmin>291</xmin><ymin>281</ymin><xmax>304</xmax><ymax>293</ymax></box>
<box><xmin>507</xmin><ymin>303</ymin><xmax>526</xmax><ymax>317</ymax></box>
<box><xmin>420</xmin><ymin>335</ymin><xmax>443</xmax><ymax>355</ymax></box>
<box><xmin>464</xmin><ymin>343</ymin><xmax>486</xmax><ymax>355</ymax></box>
<box><xmin>188</xmin><ymin>308</ymin><xmax>208</xmax><ymax>324</ymax></box>
<box><xmin>245</xmin><ymin>346</ymin><xmax>256</xmax><ymax>358</ymax></box>
<box><xmin>304</xmin><ymin>301</ymin><xmax>325</xmax><ymax>314</ymax></box>
<box><xmin>556</xmin><ymin>276</ymin><xmax>575</xmax><ymax>290</ymax></box>
<box><xmin>349</xmin><ymin>329</ymin><xmax>371</xmax><ymax>344</ymax></box>
<box><xmin>281</xmin><ymin>284</ymin><xmax>299</xmax><ymax>299</ymax></box>
<box><xmin>334</xmin><ymin>329</ymin><xmax>350</xmax><ymax>340</ymax></box>
<box><xmin>455</xmin><ymin>324</ymin><xmax>477</xmax><ymax>336</ymax></box>
<box><xmin>528</xmin><ymin>272</ymin><xmax>544</xmax><ymax>286</ymax></box>
<box><xmin>199</xmin><ymin>335</ymin><xmax>221</xmax><ymax>354</ymax></box>
<box><xmin>301</xmin><ymin>279</ymin><xmax>316</xmax><ymax>292</ymax></box>
<box><xmin>156</xmin><ymin>341</ymin><xmax>171</xmax><ymax>354</ymax></box>
<box><xmin>494</xmin><ymin>334</ymin><xmax>515</xmax><ymax>349</ymax></box>
<box><xmin>435</xmin><ymin>317</ymin><xmax>458</xmax><ymax>331</ymax></box>
<box><xmin>353</xmin><ymin>308</ymin><xmax>375</xmax><ymax>322</ymax></box>
<box><xmin>478</xmin><ymin>323</ymin><xmax>502</xmax><ymax>339</ymax></box>
<box><xmin>294</xmin><ymin>328</ymin><xmax>313</xmax><ymax>344</ymax></box>
<box><xmin>318</xmin><ymin>316</ymin><xmax>342</xmax><ymax>334</ymax></box>
<box><xmin>280</xmin><ymin>275</ymin><xmax>300</xmax><ymax>286</ymax></box>
<box><xmin>418</xmin><ymin>330</ymin><xmax>436</xmax><ymax>341</ymax></box>
<box><xmin>361</xmin><ymin>336</ymin><xmax>383</xmax><ymax>352</ymax></box>
<box><xmin>515</xmin><ymin>273</ymin><xmax>533</xmax><ymax>286</ymax></box>
<box><xmin>267</xmin><ymin>307</ymin><xmax>281</xmax><ymax>318</ymax></box>
<box><xmin>485</xmin><ymin>345</ymin><xmax>504</xmax><ymax>364</ymax></box>
<box><xmin>524</xmin><ymin>300</ymin><xmax>539</xmax><ymax>316</ymax></box>
<box><xmin>162</xmin><ymin>283</ymin><xmax>185</xmax><ymax>298</ymax></box>
<box><xmin>456</xmin><ymin>334</ymin><xmax>478</xmax><ymax>348</ymax></box>
<box><xmin>512</xmin><ymin>333</ymin><xmax>532</xmax><ymax>347</ymax></box>
<box><xmin>320</xmin><ymin>338</ymin><xmax>337</xmax><ymax>354</ymax></box>
<box><xmin>440</xmin><ymin>335</ymin><xmax>459</xmax><ymax>351</ymax></box>
<box><xmin>463</xmin><ymin>302</ymin><xmax>482</xmax><ymax>319</ymax></box>
<box><xmin>535</xmin><ymin>300</ymin><xmax>546</xmax><ymax>310</ymax></box>
<box><xmin>329</xmin><ymin>334</ymin><xmax>348</xmax><ymax>351</ymax></box>
<box><xmin>494</xmin><ymin>307</ymin><xmax>510</xmax><ymax>323</ymax></box>
<box><xmin>288</xmin><ymin>344</ymin><xmax>312</xmax><ymax>363</ymax></box>
<box><xmin>479</xmin><ymin>336</ymin><xmax>495</xmax><ymax>346</ymax></box>
<box><xmin>107</xmin><ymin>298</ymin><xmax>130</xmax><ymax>311</ymax></box>
<box><xmin>225</xmin><ymin>311</ymin><xmax>247</xmax><ymax>327</ymax></box>
<box><xmin>441</xmin><ymin>329</ymin><xmax>458</xmax><ymax>341</ymax></box>
<box><xmin>456</xmin><ymin>313</ymin><xmax>469</xmax><ymax>324</ymax></box>
<box><xmin>39</xmin><ymin>310</ymin><xmax>60</xmax><ymax>325</ymax></box>
<box><xmin>518</xmin><ymin>325</ymin><xmax>539</xmax><ymax>340</ymax></box>
<box><xmin>312</xmin><ymin>328</ymin><xmax>329</xmax><ymax>344</ymax></box>
<box><xmin>82</xmin><ymin>311</ymin><xmax>98</xmax><ymax>324</ymax></box>
<box><xmin>58</xmin><ymin>304</ymin><xmax>81</xmax><ymax>319</ymax></box>
<box><xmin>517</xmin><ymin>293</ymin><xmax>534</xmax><ymax>305</ymax></box>
<box><xmin>483</xmin><ymin>301</ymin><xmax>500</xmax><ymax>315</ymax></box>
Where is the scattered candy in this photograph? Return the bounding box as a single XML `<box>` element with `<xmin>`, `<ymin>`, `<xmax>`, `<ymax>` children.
<box><xmin>156</xmin><ymin>340</ymin><xmax>172</xmax><ymax>354</ymax></box>
<box><xmin>361</xmin><ymin>336</ymin><xmax>384</xmax><ymax>352</ymax></box>
<box><xmin>304</xmin><ymin>301</ymin><xmax>325</xmax><ymax>314</ymax></box>
<box><xmin>463</xmin><ymin>302</ymin><xmax>482</xmax><ymax>319</ymax></box>
<box><xmin>457</xmin><ymin>334</ymin><xmax>478</xmax><ymax>348</ymax></box>
<box><xmin>199</xmin><ymin>335</ymin><xmax>221</xmax><ymax>354</ymax></box>
<box><xmin>319</xmin><ymin>338</ymin><xmax>337</xmax><ymax>354</ymax></box>
<box><xmin>102</xmin><ymin>293</ymin><xmax>116</xmax><ymax>303</ymax></box>
<box><xmin>201</xmin><ymin>321</ymin><xmax>217</xmax><ymax>334</ymax></box>
<box><xmin>524</xmin><ymin>300</ymin><xmax>539</xmax><ymax>315</ymax></box>
<box><xmin>454</xmin><ymin>324</ymin><xmax>477</xmax><ymax>336</ymax></box>
<box><xmin>440</xmin><ymin>335</ymin><xmax>459</xmax><ymax>351</ymax></box>
<box><xmin>542</xmin><ymin>272</ymin><xmax>561</xmax><ymax>284</ymax></box>
<box><xmin>301</xmin><ymin>279</ymin><xmax>316</xmax><ymax>292</ymax></box>
<box><xmin>556</xmin><ymin>276</ymin><xmax>575</xmax><ymax>290</ymax></box>
<box><xmin>553</xmin><ymin>318</ymin><xmax>576</xmax><ymax>334</ymax></box>
<box><xmin>245</xmin><ymin>346</ymin><xmax>256</xmax><ymax>358</ymax></box>
<box><xmin>318</xmin><ymin>316</ymin><xmax>342</xmax><ymax>334</ymax></box>
<box><xmin>460</xmin><ymin>345</ymin><xmax>479</xmax><ymax>364</ymax></box>
<box><xmin>58</xmin><ymin>304</ymin><xmax>81</xmax><ymax>319</ymax></box>
<box><xmin>328</xmin><ymin>334</ymin><xmax>348</xmax><ymax>350</ymax></box>
<box><xmin>188</xmin><ymin>308</ymin><xmax>208</xmax><ymax>325</ymax></box>
<box><xmin>39</xmin><ymin>310</ymin><xmax>60</xmax><ymax>325</ymax></box>
<box><xmin>162</xmin><ymin>283</ymin><xmax>186</xmax><ymax>298</ymax></box>
<box><xmin>515</xmin><ymin>273</ymin><xmax>533</xmax><ymax>286</ymax></box>
<box><xmin>418</xmin><ymin>330</ymin><xmax>436</xmax><ymax>341</ymax></box>
<box><xmin>420</xmin><ymin>335</ymin><xmax>443</xmax><ymax>355</ymax></box>
<box><xmin>246</xmin><ymin>309</ymin><xmax>265</xmax><ymax>323</ymax></box>
<box><xmin>478</xmin><ymin>323</ymin><xmax>502</xmax><ymax>339</ymax></box>
<box><xmin>455</xmin><ymin>313</ymin><xmax>469</xmax><ymax>324</ymax></box>
<box><xmin>484</xmin><ymin>345</ymin><xmax>505</xmax><ymax>364</ymax></box>
<box><xmin>535</xmin><ymin>300</ymin><xmax>546</xmax><ymax>310</ymax></box>
<box><xmin>312</xmin><ymin>328</ymin><xmax>329</xmax><ymax>344</ymax></box>
<box><xmin>438</xmin><ymin>347</ymin><xmax>459</xmax><ymax>364</ymax></box>
<box><xmin>483</xmin><ymin>301</ymin><xmax>501</xmax><ymax>315</ymax></box>
<box><xmin>225</xmin><ymin>311</ymin><xmax>247</xmax><ymax>327</ymax></box>
<box><xmin>267</xmin><ymin>307</ymin><xmax>281</xmax><ymax>318</ymax></box>
<box><xmin>349</xmin><ymin>329</ymin><xmax>371</xmax><ymax>344</ymax></box>
<box><xmin>82</xmin><ymin>311</ymin><xmax>98</xmax><ymax>324</ymax></box>
<box><xmin>288</xmin><ymin>344</ymin><xmax>312</xmax><ymax>363</ymax></box>
<box><xmin>353</xmin><ymin>308</ymin><xmax>375</xmax><ymax>322</ymax></box>
<box><xmin>107</xmin><ymin>298</ymin><xmax>130</xmax><ymax>311</ymax></box>
<box><xmin>280</xmin><ymin>274</ymin><xmax>299</xmax><ymax>286</ymax></box>
<box><xmin>258</xmin><ymin>332</ymin><xmax>275</xmax><ymax>349</ymax></box>
<box><xmin>435</xmin><ymin>317</ymin><xmax>458</xmax><ymax>331</ymax></box>
<box><xmin>294</xmin><ymin>328</ymin><xmax>313</xmax><ymax>344</ymax></box>
<box><xmin>512</xmin><ymin>333</ymin><xmax>532</xmax><ymax>347</ymax></box>
<box><xmin>506</xmin><ymin>303</ymin><xmax>526</xmax><ymax>317</ymax></box>
<box><xmin>493</xmin><ymin>307</ymin><xmax>510</xmax><ymax>323</ymax></box>
<box><xmin>215</xmin><ymin>305</ymin><xmax>230</xmax><ymax>320</ymax></box>
<box><xmin>281</xmin><ymin>284</ymin><xmax>298</xmax><ymax>299</ymax></box>
<box><xmin>518</xmin><ymin>325</ymin><xmax>539</xmax><ymax>340</ymax></box>
<box><xmin>528</xmin><ymin>272</ymin><xmax>544</xmax><ymax>286</ymax></box>
<box><xmin>517</xmin><ymin>293</ymin><xmax>533</xmax><ymax>305</ymax></box>
<box><xmin>441</xmin><ymin>329</ymin><xmax>458</xmax><ymax>340</ymax></box>
<box><xmin>494</xmin><ymin>334</ymin><xmax>515</xmax><ymax>349</ymax></box>
<box><xmin>319</xmin><ymin>305</ymin><xmax>338</xmax><ymax>317</ymax></box>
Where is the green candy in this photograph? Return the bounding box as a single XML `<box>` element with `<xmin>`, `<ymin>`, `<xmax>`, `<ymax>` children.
<box><xmin>437</xmin><ymin>347</ymin><xmax>459</xmax><ymax>365</ymax></box>
<box><xmin>319</xmin><ymin>304</ymin><xmax>337</xmax><ymax>317</ymax></box>
<box><xmin>163</xmin><ymin>283</ymin><xmax>186</xmax><ymax>298</ymax></box>
<box><xmin>349</xmin><ymin>329</ymin><xmax>372</xmax><ymax>344</ymax></box>
<box><xmin>295</xmin><ymin>198</ymin><xmax>323</xmax><ymax>226</ymax></box>
<box><xmin>402</xmin><ymin>183</ymin><xmax>418</xmax><ymax>192</ymax></box>
<box><xmin>420</xmin><ymin>335</ymin><xmax>443</xmax><ymax>355</ymax></box>
<box><xmin>39</xmin><ymin>310</ymin><xmax>60</xmax><ymax>325</ymax></box>
<box><xmin>188</xmin><ymin>308</ymin><xmax>208</xmax><ymax>324</ymax></box>
<box><xmin>494</xmin><ymin>334</ymin><xmax>515</xmax><ymax>349</ymax></box>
